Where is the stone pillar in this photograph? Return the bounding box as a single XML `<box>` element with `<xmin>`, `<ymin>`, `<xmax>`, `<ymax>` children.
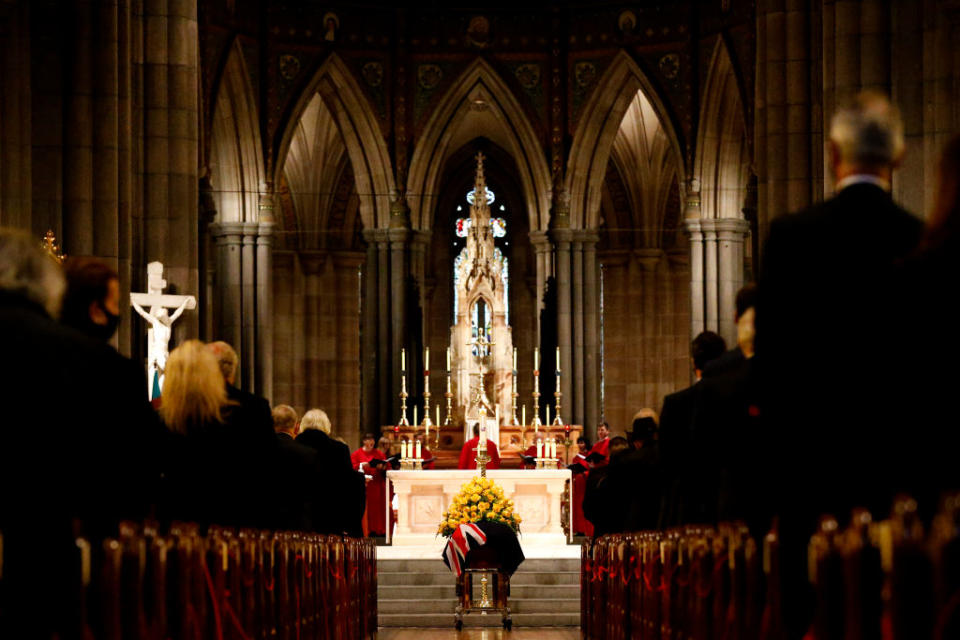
<box><xmin>333</xmin><ymin>251</ymin><xmax>365</xmax><ymax>448</ymax></box>
<box><xmin>529</xmin><ymin>230</ymin><xmax>553</xmax><ymax>340</ymax></box>
<box><xmin>255</xmin><ymin>218</ymin><xmax>274</xmax><ymax>402</ymax></box>
<box><xmin>553</xmin><ymin>230</ymin><xmax>573</xmax><ymax>424</ymax></box>
<box><xmin>684</xmin><ymin>179</ymin><xmax>704</xmax><ymax>340</ymax></box>
<box><xmin>63</xmin><ymin>1</ymin><xmax>95</xmax><ymax>256</ymax></box>
<box><xmin>376</xmin><ymin>233</ymin><xmax>390</xmax><ymax>427</ymax></box>
<box><xmin>0</xmin><ymin>2</ymin><xmax>31</xmax><ymax>230</ymax></box>
<box><xmin>300</xmin><ymin>251</ymin><xmax>325</xmax><ymax>411</ymax></box>
<box><xmin>362</xmin><ymin>232</ymin><xmax>380</xmax><ymax>435</ymax></box>
<box><xmin>210</xmin><ymin>221</ymin><xmax>244</xmax><ymax>351</ymax></box>
<box><xmin>715</xmin><ymin>219</ymin><xmax>751</xmax><ymax>345</ymax></box>
<box><xmin>241</xmin><ymin>222</ymin><xmax>258</xmax><ymax>389</ymax></box>
<box><xmin>582</xmin><ymin>234</ymin><xmax>600</xmax><ymax>432</ymax></box>
<box><xmin>571</xmin><ymin>238</ymin><xmax>584</xmax><ymax>426</ymax></box>
<box><xmin>703</xmin><ymin>222</ymin><xmax>719</xmax><ymax>333</ymax></box>
<box><xmin>389</xmin><ymin>228</ymin><xmax>410</xmax><ymax>421</ymax></box>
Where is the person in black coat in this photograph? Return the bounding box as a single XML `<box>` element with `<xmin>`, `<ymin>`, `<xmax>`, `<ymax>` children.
<box><xmin>0</xmin><ymin>230</ymin><xmax>155</xmax><ymax>637</ymax></box>
<box><xmin>583</xmin><ymin>436</ymin><xmax>631</xmax><ymax>537</ymax></box>
<box><xmin>658</xmin><ymin>330</ymin><xmax>726</xmax><ymax>525</ymax></box>
<box><xmin>615</xmin><ymin>417</ymin><xmax>664</xmax><ymax>532</ymax></box>
<box><xmin>295</xmin><ymin>409</ymin><xmax>364</xmax><ymax>536</ymax></box>
<box><xmin>702</xmin><ymin>283</ymin><xmax>756</xmax><ymax>379</ymax></box>
<box><xmin>757</xmin><ymin>91</ymin><xmax>923</xmax><ymax>639</ymax></box>
<box><xmin>271</xmin><ymin>405</ymin><xmax>318</xmax><ymax>531</ymax></box>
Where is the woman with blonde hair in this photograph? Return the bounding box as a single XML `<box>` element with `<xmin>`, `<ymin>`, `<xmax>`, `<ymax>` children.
<box><xmin>159</xmin><ymin>340</ymin><xmax>271</xmax><ymax>529</ymax></box>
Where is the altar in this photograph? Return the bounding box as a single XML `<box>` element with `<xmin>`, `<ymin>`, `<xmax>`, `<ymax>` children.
<box><xmin>386</xmin><ymin>469</ymin><xmax>572</xmax><ymax>548</ymax></box>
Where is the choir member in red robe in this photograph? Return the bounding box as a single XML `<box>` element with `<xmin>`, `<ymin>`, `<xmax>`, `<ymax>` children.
<box><xmin>571</xmin><ymin>435</ymin><xmax>594</xmax><ymax>536</ymax></box>
<box><xmin>458</xmin><ymin>424</ymin><xmax>500</xmax><ymax>469</ymax></box>
<box><xmin>351</xmin><ymin>433</ymin><xmax>387</xmax><ymax>535</ymax></box>
<box><xmin>586</xmin><ymin>422</ymin><xmax>611</xmax><ymax>467</ymax></box>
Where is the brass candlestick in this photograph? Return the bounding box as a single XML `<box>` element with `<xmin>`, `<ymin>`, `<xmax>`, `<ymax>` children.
<box><xmin>475</xmin><ymin>406</ymin><xmax>491</xmax><ymax>478</ymax></box>
<box><xmin>531</xmin><ymin>371</ymin><xmax>542</xmax><ymax>433</ymax></box>
<box><xmin>510</xmin><ymin>369</ymin><xmax>519</xmax><ymax>426</ymax></box>
<box><xmin>398</xmin><ymin>367</ymin><xmax>410</xmax><ymax>427</ymax></box>
<box><xmin>552</xmin><ymin>367</ymin><xmax>564</xmax><ymax>426</ymax></box>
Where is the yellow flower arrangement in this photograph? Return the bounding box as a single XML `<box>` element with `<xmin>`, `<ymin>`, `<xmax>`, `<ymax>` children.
<box><xmin>437</xmin><ymin>476</ymin><xmax>522</xmax><ymax>537</ymax></box>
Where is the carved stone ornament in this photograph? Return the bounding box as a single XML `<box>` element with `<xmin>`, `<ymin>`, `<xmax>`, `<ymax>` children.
<box><xmin>418</xmin><ymin>64</ymin><xmax>443</xmax><ymax>90</ymax></box>
<box><xmin>279</xmin><ymin>54</ymin><xmax>301</xmax><ymax>81</ymax></box>
<box><xmin>514</xmin><ymin>63</ymin><xmax>541</xmax><ymax>90</ymax></box>
<box><xmin>362</xmin><ymin>61</ymin><xmax>383</xmax><ymax>87</ymax></box>
<box><xmin>573</xmin><ymin>61</ymin><xmax>596</xmax><ymax>89</ymax></box>
<box><xmin>466</xmin><ymin>15</ymin><xmax>491</xmax><ymax>48</ymax></box>
<box><xmin>659</xmin><ymin>53</ymin><xmax>680</xmax><ymax>80</ymax></box>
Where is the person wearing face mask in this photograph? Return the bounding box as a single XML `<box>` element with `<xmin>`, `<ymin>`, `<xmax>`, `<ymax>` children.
<box><xmin>61</xmin><ymin>258</ymin><xmax>122</xmax><ymax>342</ymax></box>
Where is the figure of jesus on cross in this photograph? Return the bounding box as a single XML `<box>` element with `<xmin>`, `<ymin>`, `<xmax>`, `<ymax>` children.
<box><xmin>130</xmin><ymin>262</ymin><xmax>196</xmax><ymax>400</ymax></box>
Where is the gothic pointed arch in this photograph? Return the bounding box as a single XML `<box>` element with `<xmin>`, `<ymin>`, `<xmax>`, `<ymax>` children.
<box><xmin>694</xmin><ymin>38</ymin><xmax>750</xmax><ymax>220</ymax></box>
<box><xmin>274</xmin><ymin>53</ymin><xmax>395</xmax><ymax>230</ymax></box>
<box><xmin>406</xmin><ymin>57</ymin><xmax>551</xmax><ymax>232</ymax></box>
<box><xmin>565</xmin><ymin>50</ymin><xmax>685</xmax><ymax>230</ymax></box>
<box><xmin>210</xmin><ymin>39</ymin><xmax>266</xmax><ymax>223</ymax></box>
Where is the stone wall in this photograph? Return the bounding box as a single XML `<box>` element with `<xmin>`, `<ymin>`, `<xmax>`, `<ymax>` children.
<box><xmin>600</xmin><ymin>249</ymin><xmax>691</xmax><ymax>435</ymax></box>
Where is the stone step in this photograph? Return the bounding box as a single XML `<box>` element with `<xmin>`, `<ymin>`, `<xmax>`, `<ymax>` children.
<box><xmin>377</xmin><ymin>569</ymin><xmax>580</xmax><ymax>586</ymax></box>
<box><xmin>378</xmin><ymin>597</ymin><xmax>580</xmax><ymax>615</ymax></box>
<box><xmin>378</xmin><ymin>583</ymin><xmax>579</xmax><ymax>600</ymax></box>
<box><xmin>377</xmin><ymin>612</ymin><xmax>580</xmax><ymax>627</ymax></box>
<box><xmin>376</xmin><ymin>558</ymin><xmax>580</xmax><ymax>573</ymax></box>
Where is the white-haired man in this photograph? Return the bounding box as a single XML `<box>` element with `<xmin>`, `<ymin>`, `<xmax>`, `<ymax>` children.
<box><xmin>758</xmin><ymin>92</ymin><xmax>923</xmax><ymax>640</ymax></box>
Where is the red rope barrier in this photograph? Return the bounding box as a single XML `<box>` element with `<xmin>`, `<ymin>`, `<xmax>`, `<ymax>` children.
<box><xmin>200</xmin><ymin>558</ymin><xmax>225</xmax><ymax>640</ymax></box>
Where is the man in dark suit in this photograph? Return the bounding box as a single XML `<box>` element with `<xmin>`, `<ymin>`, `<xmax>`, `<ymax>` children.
<box><xmin>757</xmin><ymin>91</ymin><xmax>923</xmax><ymax>639</ymax></box>
<box><xmin>271</xmin><ymin>405</ymin><xmax>317</xmax><ymax>531</ymax></box>
<box><xmin>658</xmin><ymin>330</ymin><xmax>726</xmax><ymax>525</ymax></box>
<box><xmin>702</xmin><ymin>283</ymin><xmax>756</xmax><ymax>378</ymax></box>
<box><xmin>0</xmin><ymin>230</ymin><xmax>154</xmax><ymax>637</ymax></box>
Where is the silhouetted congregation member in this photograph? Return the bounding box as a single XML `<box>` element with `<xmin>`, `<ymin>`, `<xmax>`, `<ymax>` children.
<box><xmin>615</xmin><ymin>417</ymin><xmax>664</xmax><ymax>531</ymax></box>
<box><xmin>60</xmin><ymin>258</ymin><xmax>122</xmax><ymax>343</ymax></box>
<box><xmin>658</xmin><ymin>330</ymin><xmax>726</xmax><ymax>525</ymax></box>
<box><xmin>582</xmin><ymin>436</ymin><xmax>631</xmax><ymax>537</ymax></box>
<box><xmin>702</xmin><ymin>283</ymin><xmax>756</xmax><ymax>378</ymax></box>
<box><xmin>458</xmin><ymin>424</ymin><xmax>501</xmax><ymax>470</ymax></box>
<box><xmin>758</xmin><ymin>91</ymin><xmax>923</xmax><ymax>639</ymax></box>
<box><xmin>207</xmin><ymin>340</ymin><xmax>274</xmax><ymax>441</ymax></box>
<box><xmin>272</xmin><ymin>405</ymin><xmax>316</xmax><ymax>531</ymax></box>
<box><xmin>158</xmin><ymin>340</ymin><xmax>275</xmax><ymax>530</ymax></box>
<box><xmin>0</xmin><ymin>230</ymin><xmax>155</xmax><ymax>637</ymax></box>
<box><xmin>352</xmin><ymin>433</ymin><xmax>388</xmax><ymax>536</ymax></box>
<box><xmin>296</xmin><ymin>408</ymin><xmax>360</xmax><ymax>535</ymax></box>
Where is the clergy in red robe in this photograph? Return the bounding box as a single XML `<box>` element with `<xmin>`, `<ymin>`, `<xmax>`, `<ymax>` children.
<box><xmin>458</xmin><ymin>424</ymin><xmax>500</xmax><ymax>470</ymax></box>
<box><xmin>586</xmin><ymin>422</ymin><xmax>611</xmax><ymax>467</ymax></box>
<box><xmin>351</xmin><ymin>433</ymin><xmax>387</xmax><ymax>535</ymax></box>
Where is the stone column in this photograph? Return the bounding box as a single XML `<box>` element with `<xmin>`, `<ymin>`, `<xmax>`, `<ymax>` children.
<box><xmin>241</xmin><ymin>222</ymin><xmax>258</xmax><ymax>389</ymax></box>
<box><xmin>255</xmin><ymin>217</ymin><xmax>274</xmax><ymax>402</ymax></box>
<box><xmin>703</xmin><ymin>222</ymin><xmax>719</xmax><ymax>333</ymax></box>
<box><xmin>362</xmin><ymin>231</ymin><xmax>381</xmax><ymax>435</ymax></box>
<box><xmin>571</xmin><ymin>238</ymin><xmax>584</xmax><ymax>426</ymax></box>
<box><xmin>376</xmin><ymin>233</ymin><xmax>390</xmax><ymax>427</ymax></box>
<box><xmin>582</xmin><ymin>233</ymin><xmax>600</xmax><ymax>432</ymax></box>
<box><xmin>63</xmin><ymin>0</ymin><xmax>95</xmax><ymax>256</ymax></box>
<box><xmin>300</xmin><ymin>251</ymin><xmax>326</xmax><ymax>411</ymax></box>
<box><xmin>529</xmin><ymin>230</ymin><xmax>553</xmax><ymax>341</ymax></box>
<box><xmin>552</xmin><ymin>229</ymin><xmax>573</xmax><ymax>423</ymax></box>
<box><xmin>389</xmin><ymin>227</ymin><xmax>410</xmax><ymax>422</ymax></box>
<box><xmin>210</xmin><ymin>221</ymin><xmax>244</xmax><ymax>351</ymax></box>
<box><xmin>715</xmin><ymin>219</ymin><xmax>751</xmax><ymax>345</ymax></box>
<box><xmin>0</xmin><ymin>2</ymin><xmax>31</xmax><ymax>230</ymax></box>
<box><xmin>683</xmin><ymin>178</ymin><xmax>704</xmax><ymax>340</ymax></box>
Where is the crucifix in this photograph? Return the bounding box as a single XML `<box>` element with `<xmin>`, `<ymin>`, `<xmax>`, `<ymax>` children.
<box><xmin>130</xmin><ymin>262</ymin><xmax>196</xmax><ymax>399</ymax></box>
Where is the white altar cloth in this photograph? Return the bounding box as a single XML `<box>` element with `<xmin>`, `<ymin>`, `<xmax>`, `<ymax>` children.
<box><xmin>386</xmin><ymin>469</ymin><xmax>572</xmax><ymax>549</ymax></box>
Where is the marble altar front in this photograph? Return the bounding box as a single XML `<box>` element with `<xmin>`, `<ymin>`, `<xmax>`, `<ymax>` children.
<box><xmin>386</xmin><ymin>469</ymin><xmax>572</xmax><ymax>548</ymax></box>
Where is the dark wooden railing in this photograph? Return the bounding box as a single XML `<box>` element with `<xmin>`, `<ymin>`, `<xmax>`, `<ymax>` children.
<box><xmin>581</xmin><ymin>495</ymin><xmax>960</xmax><ymax>640</ymax></box>
<box><xmin>72</xmin><ymin>522</ymin><xmax>377</xmax><ymax>640</ymax></box>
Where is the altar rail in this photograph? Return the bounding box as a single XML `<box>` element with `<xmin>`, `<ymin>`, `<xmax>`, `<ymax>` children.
<box><xmin>581</xmin><ymin>495</ymin><xmax>960</xmax><ymax>640</ymax></box>
<box><xmin>54</xmin><ymin>522</ymin><xmax>376</xmax><ymax>640</ymax></box>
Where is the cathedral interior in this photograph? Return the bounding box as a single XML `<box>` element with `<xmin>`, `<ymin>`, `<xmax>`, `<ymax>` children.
<box><xmin>1</xmin><ymin>0</ymin><xmax>958</xmax><ymax>449</ymax></box>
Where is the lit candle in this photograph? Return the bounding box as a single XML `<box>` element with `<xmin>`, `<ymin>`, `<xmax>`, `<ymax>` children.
<box><xmin>446</xmin><ymin>347</ymin><xmax>451</xmax><ymax>370</ymax></box>
<box><xmin>513</xmin><ymin>347</ymin><xmax>517</xmax><ymax>372</ymax></box>
<box><xmin>436</xmin><ymin>404</ymin><xmax>440</xmax><ymax>428</ymax></box>
<box><xmin>415</xmin><ymin>439</ymin><xmax>422</xmax><ymax>459</ymax></box>
<box><xmin>536</xmin><ymin>439</ymin><xmax>543</xmax><ymax>459</ymax></box>
<box><xmin>413</xmin><ymin>405</ymin><xmax>418</xmax><ymax>427</ymax></box>
<box><xmin>425</xmin><ymin>347</ymin><xmax>429</xmax><ymax>372</ymax></box>
<box><xmin>534</xmin><ymin>347</ymin><xmax>539</xmax><ymax>371</ymax></box>
<box><xmin>522</xmin><ymin>404</ymin><xmax>526</xmax><ymax>427</ymax></box>
<box><xmin>556</xmin><ymin>346</ymin><xmax>560</xmax><ymax>372</ymax></box>
<box><xmin>401</xmin><ymin>348</ymin><xmax>406</xmax><ymax>372</ymax></box>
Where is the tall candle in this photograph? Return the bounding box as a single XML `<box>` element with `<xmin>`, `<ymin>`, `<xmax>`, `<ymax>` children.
<box><xmin>513</xmin><ymin>347</ymin><xmax>517</xmax><ymax>371</ymax></box>
<box><xmin>401</xmin><ymin>440</ymin><xmax>407</xmax><ymax>460</ymax></box>
<box><xmin>536</xmin><ymin>440</ymin><xmax>543</xmax><ymax>458</ymax></box>
<box><xmin>425</xmin><ymin>347</ymin><xmax>429</xmax><ymax>372</ymax></box>
<box><xmin>413</xmin><ymin>405</ymin><xmax>418</xmax><ymax>427</ymax></box>
<box><xmin>446</xmin><ymin>347</ymin><xmax>451</xmax><ymax>370</ymax></box>
<box><xmin>534</xmin><ymin>347</ymin><xmax>539</xmax><ymax>371</ymax></box>
<box><xmin>556</xmin><ymin>346</ymin><xmax>560</xmax><ymax>372</ymax></box>
<box><xmin>415</xmin><ymin>440</ymin><xmax>422</xmax><ymax>459</ymax></box>
<box><xmin>546</xmin><ymin>405</ymin><xmax>551</xmax><ymax>426</ymax></box>
<box><xmin>436</xmin><ymin>404</ymin><xmax>440</xmax><ymax>427</ymax></box>
<box><xmin>522</xmin><ymin>404</ymin><xmax>526</xmax><ymax>426</ymax></box>
<box><xmin>401</xmin><ymin>348</ymin><xmax>406</xmax><ymax>372</ymax></box>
